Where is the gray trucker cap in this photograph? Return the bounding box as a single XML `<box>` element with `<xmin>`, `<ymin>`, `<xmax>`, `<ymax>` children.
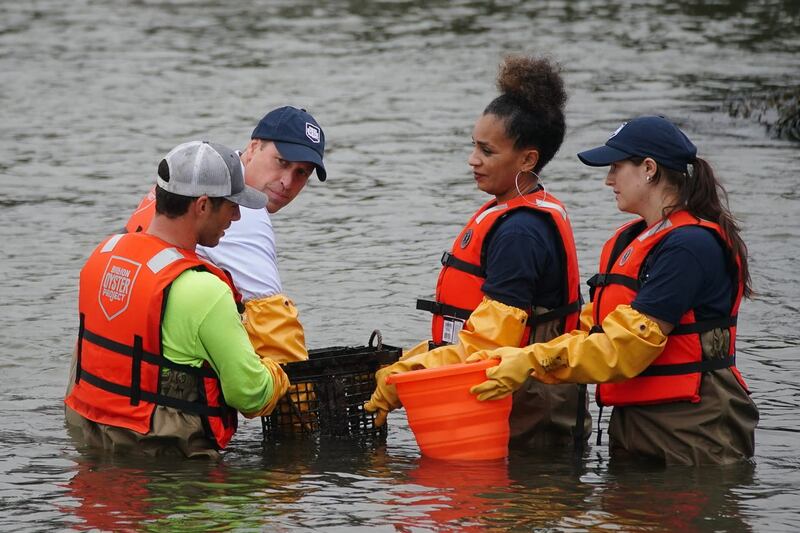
<box><xmin>156</xmin><ymin>140</ymin><xmax>266</xmax><ymax>209</ymax></box>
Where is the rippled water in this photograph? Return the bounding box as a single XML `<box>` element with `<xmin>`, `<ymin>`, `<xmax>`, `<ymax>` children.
<box><xmin>1</xmin><ymin>1</ymin><xmax>799</xmax><ymax>530</ymax></box>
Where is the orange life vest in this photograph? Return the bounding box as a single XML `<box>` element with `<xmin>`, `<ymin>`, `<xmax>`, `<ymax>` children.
<box><xmin>417</xmin><ymin>188</ymin><xmax>582</xmax><ymax>345</ymax></box>
<box><xmin>588</xmin><ymin>211</ymin><xmax>746</xmax><ymax>407</ymax></box>
<box><xmin>125</xmin><ymin>186</ymin><xmax>157</xmax><ymax>233</ymax></box>
<box><xmin>65</xmin><ymin>232</ymin><xmax>239</xmax><ymax>449</ymax></box>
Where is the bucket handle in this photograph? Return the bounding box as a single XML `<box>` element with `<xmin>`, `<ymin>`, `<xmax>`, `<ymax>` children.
<box><xmin>368</xmin><ymin>329</ymin><xmax>383</xmax><ymax>350</ymax></box>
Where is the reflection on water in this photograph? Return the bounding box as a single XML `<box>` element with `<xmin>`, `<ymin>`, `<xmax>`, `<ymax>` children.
<box><xmin>1</xmin><ymin>0</ymin><xmax>799</xmax><ymax>531</ymax></box>
<box><xmin>52</xmin><ymin>448</ymin><xmax>764</xmax><ymax>531</ymax></box>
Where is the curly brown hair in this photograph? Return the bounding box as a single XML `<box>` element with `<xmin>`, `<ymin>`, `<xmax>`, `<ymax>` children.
<box><xmin>484</xmin><ymin>54</ymin><xmax>567</xmax><ymax>173</ymax></box>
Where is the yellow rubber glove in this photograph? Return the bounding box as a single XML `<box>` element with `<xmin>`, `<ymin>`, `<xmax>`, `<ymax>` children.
<box><xmin>364</xmin><ymin>297</ymin><xmax>528</xmax><ymax>426</ymax></box>
<box><xmin>243</xmin><ymin>294</ymin><xmax>308</xmax><ymax>363</ymax></box>
<box><xmin>242</xmin><ymin>356</ymin><xmax>291</xmax><ymax>418</ymax></box>
<box><xmin>469</xmin><ymin>305</ymin><xmax>667</xmax><ymax>401</ymax></box>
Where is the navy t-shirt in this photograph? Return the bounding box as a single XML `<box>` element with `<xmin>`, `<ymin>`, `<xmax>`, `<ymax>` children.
<box><xmin>481</xmin><ymin>209</ymin><xmax>565</xmax><ymax>310</ymax></box>
<box><xmin>631</xmin><ymin>226</ymin><xmax>735</xmax><ymax>325</ymax></box>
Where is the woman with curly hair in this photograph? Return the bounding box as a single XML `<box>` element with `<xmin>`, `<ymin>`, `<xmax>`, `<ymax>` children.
<box><xmin>365</xmin><ymin>55</ymin><xmax>589</xmax><ymax>449</ymax></box>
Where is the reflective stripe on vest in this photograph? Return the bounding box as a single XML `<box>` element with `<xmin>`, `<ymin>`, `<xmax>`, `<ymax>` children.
<box><xmin>591</xmin><ymin>211</ymin><xmax>745</xmax><ymax>407</ymax></box>
<box><xmin>418</xmin><ymin>188</ymin><xmax>581</xmax><ymax>345</ymax></box>
<box><xmin>65</xmin><ymin>232</ymin><xmax>238</xmax><ymax>449</ymax></box>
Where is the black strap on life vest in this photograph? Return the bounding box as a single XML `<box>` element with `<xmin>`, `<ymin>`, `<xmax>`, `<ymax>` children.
<box><xmin>586</xmin><ymin>315</ymin><xmax>736</xmax><ymax>338</ymax></box>
<box><xmin>670</xmin><ymin>315</ymin><xmax>737</xmax><ymax>335</ymax></box>
<box><xmin>78</xmin><ymin>327</ymin><xmax>229</xmax><ymax>418</ymax></box>
<box><xmin>587</xmin><ymin>273</ymin><xmax>641</xmax><ymax>293</ymax></box>
<box><xmin>440</xmin><ymin>251</ymin><xmax>485</xmax><ymax>278</ymax></box>
<box><xmin>82</xmin><ymin>328</ymin><xmax>218</xmax><ymax>378</ymax></box>
<box><xmin>130</xmin><ymin>335</ymin><xmax>143</xmax><ymax>406</ymax></box>
<box><xmin>415</xmin><ymin>299</ymin><xmax>473</xmax><ymax>321</ymax></box>
<box><xmin>76</xmin><ymin>370</ymin><xmax>228</xmax><ymax>418</ymax></box>
<box><xmin>529</xmin><ymin>299</ymin><xmax>583</xmax><ymax>329</ymax></box>
<box><xmin>75</xmin><ymin>313</ymin><xmax>86</xmax><ymax>384</ymax></box>
<box><xmin>590</xmin><ymin>221</ymin><xmax>647</xmax><ymax>302</ymax></box>
<box><xmin>418</xmin><ymin>295</ymin><xmax>582</xmax><ymax>329</ymax></box>
<box><xmin>638</xmin><ymin>354</ymin><xmax>735</xmax><ymax>377</ymax></box>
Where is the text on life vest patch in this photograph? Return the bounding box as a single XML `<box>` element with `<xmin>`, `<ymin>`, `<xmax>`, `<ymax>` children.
<box><xmin>98</xmin><ymin>256</ymin><xmax>142</xmax><ymax>321</ymax></box>
<box><xmin>442</xmin><ymin>317</ymin><xmax>465</xmax><ymax>344</ymax></box>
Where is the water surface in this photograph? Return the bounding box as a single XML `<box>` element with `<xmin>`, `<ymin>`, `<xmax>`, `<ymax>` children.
<box><xmin>1</xmin><ymin>1</ymin><xmax>799</xmax><ymax>530</ymax></box>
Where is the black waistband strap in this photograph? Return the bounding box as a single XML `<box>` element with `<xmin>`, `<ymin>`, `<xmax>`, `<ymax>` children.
<box><xmin>82</xmin><ymin>328</ymin><xmax>217</xmax><ymax>378</ymax></box>
<box><xmin>419</xmin><ymin>298</ymin><xmax>584</xmax><ymax>329</ymax></box>
<box><xmin>670</xmin><ymin>315</ymin><xmax>737</xmax><ymax>336</ymax></box>
<box><xmin>75</xmin><ymin>314</ymin><xmax>85</xmax><ymax>384</ymax></box>
<box><xmin>587</xmin><ymin>273</ymin><xmax>640</xmax><ymax>292</ymax></box>
<box><xmin>638</xmin><ymin>355</ymin><xmax>735</xmax><ymax>377</ymax></box>
<box><xmin>130</xmin><ymin>335</ymin><xmax>143</xmax><ymax>406</ymax></box>
<box><xmin>529</xmin><ymin>300</ymin><xmax>582</xmax><ymax>327</ymax></box>
<box><xmin>441</xmin><ymin>251</ymin><xmax>485</xmax><ymax>278</ymax></box>
<box><xmin>78</xmin><ymin>370</ymin><xmax>227</xmax><ymax>418</ymax></box>
<box><xmin>416</xmin><ymin>299</ymin><xmax>473</xmax><ymax>321</ymax></box>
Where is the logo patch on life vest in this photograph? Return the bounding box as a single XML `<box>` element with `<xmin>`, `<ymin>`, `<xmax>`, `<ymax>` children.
<box><xmin>460</xmin><ymin>229</ymin><xmax>473</xmax><ymax>249</ymax></box>
<box><xmin>98</xmin><ymin>256</ymin><xmax>142</xmax><ymax>321</ymax></box>
<box><xmin>618</xmin><ymin>246</ymin><xmax>634</xmax><ymax>266</ymax></box>
<box><xmin>305</xmin><ymin>123</ymin><xmax>321</xmax><ymax>143</ymax></box>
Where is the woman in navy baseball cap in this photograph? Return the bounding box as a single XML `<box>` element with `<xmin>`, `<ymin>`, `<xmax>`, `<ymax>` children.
<box><xmin>470</xmin><ymin>115</ymin><xmax>758</xmax><ymax>465</ymax></box>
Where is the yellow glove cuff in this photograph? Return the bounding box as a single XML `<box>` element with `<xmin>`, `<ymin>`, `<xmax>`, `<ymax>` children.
<box><xmin>578</xmin><ymin>301</ymin><xmax>595</xmax><ymax>332</ymax></box>
<box><xmin>243</xmin><ymin>294</ymin><xmax>308</xmax><ymax>363</ymax></box>
<box><xmin>543</xmin><ymin>304</ymin><xmax>667</xmax><ymax>383</ymax></box>
<box><xmin>242</xmin><ymin>357</ymin><xmax>291</xmax><ymax>418</ymax></box>
<box><xmin>457</xmin><ymin>297</ymin><xmax>528</xmax><ymax>354</ymax></box>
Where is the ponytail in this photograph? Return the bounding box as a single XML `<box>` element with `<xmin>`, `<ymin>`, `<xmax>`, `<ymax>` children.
<box><xmin>677</xmin><ymin>158</ymin><xmax>752</xmax><ymax>298</ymax></box>
<box><xmin>685</xmin><ymin>158</ymin><xmax>751</xmax><ymax>297</ymax></box>
<box><xmin>633</xmin><ymin>156</ymin><xmax>752</xmax><ymax>298</ymax></box>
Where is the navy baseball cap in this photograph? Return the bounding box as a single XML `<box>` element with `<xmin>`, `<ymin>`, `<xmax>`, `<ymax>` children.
<box><xmin>577</xmin><ymin>115</ymin><xmax>697</xmax><ymax>173</ymax></box>
<box><xmin>251</xmin><ymin>106</ymin><xmax>327</xmax><ymax>181</ymax></box>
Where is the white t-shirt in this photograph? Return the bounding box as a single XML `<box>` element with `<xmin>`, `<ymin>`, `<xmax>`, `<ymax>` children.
<box><xmin>197</xmin><ymin>206</ymin><xmax>282</xmax><ymax>302</ymax></box>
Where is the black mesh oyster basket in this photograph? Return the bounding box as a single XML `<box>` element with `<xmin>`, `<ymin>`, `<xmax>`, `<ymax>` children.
<box><xmin>261</xmin><ymin>331</ymin><xmax>401</xmax><ymax>442</ymax></box>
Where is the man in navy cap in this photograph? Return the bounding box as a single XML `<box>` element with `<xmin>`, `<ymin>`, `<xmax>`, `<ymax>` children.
<box><xmin>124</xmin><ymin>107</ymin><xmax>327</xmax><ymax>363</ymax></box>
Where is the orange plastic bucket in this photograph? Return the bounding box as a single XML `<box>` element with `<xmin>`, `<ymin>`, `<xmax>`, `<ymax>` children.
<box><xmin>386</xmin><ymin>359</ymin><xmax>512</xmax><ymax>460</ymax></box>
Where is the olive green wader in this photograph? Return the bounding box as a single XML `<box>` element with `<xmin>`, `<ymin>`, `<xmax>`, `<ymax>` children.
<box><xmin>509</xmin><ymin>306</ymin><xmax>592</xmax><ymax>449</ymax></box>
<box><xmin>65</xmin><ymin>348</ymin><xmax>223</xmax><ymax>459</ymax></box>
<box><xmin>608</xmin><ymin>328</ymin><xmax>759</xmax><ymax>465</ymax></box>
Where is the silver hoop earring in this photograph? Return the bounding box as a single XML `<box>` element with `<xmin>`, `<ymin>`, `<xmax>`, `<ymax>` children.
<box><xmin>515</xmin><ymin>169</ymin><xmax>545</xmax><ymax>206</ymax></box>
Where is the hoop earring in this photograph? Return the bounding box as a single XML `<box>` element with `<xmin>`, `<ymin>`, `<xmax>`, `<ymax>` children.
<box><xmin>515</xmin><ymin>169</ymin><xmax>545</xmax><ymax>205</ymax></box>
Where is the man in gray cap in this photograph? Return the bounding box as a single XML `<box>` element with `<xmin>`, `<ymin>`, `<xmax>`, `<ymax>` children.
<box><xmin>66</xmin><ymin>141</ymin><xmax>290</xmax><ymax>458</ymax></box>
<box><xmin>125</xmin><ymin>107</ymin><xmax>327</xmax><ymax>365</ymax></box>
